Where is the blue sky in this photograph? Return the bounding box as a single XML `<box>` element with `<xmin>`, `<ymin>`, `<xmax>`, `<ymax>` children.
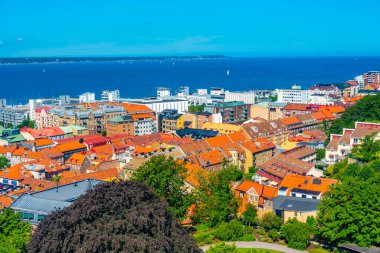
<box><xmin>1</xmin><ymin>0</ymin><xmax>380</xmax><ymax>57</ymax></box>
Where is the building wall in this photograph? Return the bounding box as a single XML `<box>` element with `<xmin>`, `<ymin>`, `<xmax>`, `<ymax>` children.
<box><xmin>250</xmin><ymin>105</ymin><xmax>269</xmax><ymax>121</ymax></box>
<box><xmin>225</xmin><ymin>91</ymin><xmax>255</xmax><ymax>104</ymax></box>
<box><xmin>278</xmin><ymin>88</ymin><xmax>310</xmax><ymax>104</ymax></box>
<box><xmin>106</xmin><ymin>122</ymin><xmax>134</xmax><ymax>136</ymax></box>
<box><xmin>282</xmin><ymin>210</ymin><xmax>317</xmax><ymax>223</ymax></box>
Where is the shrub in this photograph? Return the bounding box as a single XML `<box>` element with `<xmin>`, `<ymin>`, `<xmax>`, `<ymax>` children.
<box><xmin>259</xmin><ymin>212</ymin><xmax>282</xmax><ymax>230</ymax></box>
<box><xmin>214</xmin><ymin>220</ymin><xmax>245</xmax><ymax>241</ymax></box>
<box><xmin>268</xmin><ymin>229</ymin><xmax>280</xmax><ymax>242</ymax></box>
<box><xmin>239</xmin><ymin>234</ymin><xmax>256</xmax><ymax>241</ymax></box>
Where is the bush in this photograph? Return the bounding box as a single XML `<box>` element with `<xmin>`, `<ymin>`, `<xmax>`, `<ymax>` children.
<box><xmin>256</xmin><ymin>228</ymin><xmax>266</xmax><ymax>236</ymax></box>
<box><xmin>239</xmin><ymin>233</ymin><xmax>256</xmax><ymax>241</ymax></box>
<box><xmin>280</xmin><ymin>218</ymin><xmax>313</xmax><ymax>250</ymax></box>
<box><xmin>259</xmin><ymin>212</ymin><xmax>282</xmax><ymax>230</ymax></box>
<box><xmin>288</xmin><ymin>241</ymin><xmax>308</xmax><ymax>250</ymax></box>
<box><xmin>268</xmin><ymin>230</ymin><xmax>280</xmax><ymax>242</ymax></box>
<box><xmin>205</xmin><ymin>242</ymin><xmax>238</xmax><ymax>253</ymax></box>
<box><xmin>214</xmin><ymin>220</ymin><xmax>245</xmax><ymax>241</ymax></box>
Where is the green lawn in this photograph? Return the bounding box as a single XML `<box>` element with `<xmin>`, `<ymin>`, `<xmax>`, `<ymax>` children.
<box><xmin>237</xmin><ymin>249</ymin><xmax>284</xmax><ymax>253</ymax></box>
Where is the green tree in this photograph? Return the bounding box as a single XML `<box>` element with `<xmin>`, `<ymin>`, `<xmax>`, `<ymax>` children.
<box><xmin>351</xmin><ymin>133</ymin><xmax>380</xmax><ymax>162</ymax></box>
<box><xmin>188</xmin><ymin>104</ymin><xmax>206</xmax><ymax>113</ymax></box>
<box><xmin>101</xmin><ymin>130</ymin><xmax>107</xmax><ymax>137</ymax></box>
<box><xmin>243</xmin><ymin>166</ymin><xmax>256</xmax><ymax>180</ymax></box>
<box><xmin>0</xmin><ymin>156</ymin><xmax>10</xmax><ymax>172</ymax></box>
<box><xmin>0</xmin><ymin>208</ymin><xmax>31</xmax><ymax>253</ymax></box>
<box><xmin>193</xmin><ymin>165</ymin><xmax>243</xmax><ymax>227</ymax></box>
<box><xmin>242</xmin><ymin>203</ymin><xmax>257</xmax><ymax>226</ymax></box>
<box><xmin>131</xmin><ymin>155</ymin><xmax>193</xmax><ymax>218</ymax></box>
<box><xmin>280</xmin><ymin>218</ymin><xmax>313</xmax><ymax>250</ymax></box>
<box><xmin>316</xmin><ymin>149</ymin><xmax>325</xmax><ymax>161</ymax></box>
<box><xmin>16</xmin><ymin>118</ymin><xmax>35</xmax><ymax>129</ymax></box>
<box><xmin>324</xmin><ymin>94</ymin><xmax>380</xmax><ymax>140</ymax></box>
<box><xmin>317</xmin><ymin>174</ymin><xmax>380</xmax><ymax>247</ymax></box>
<box><xmin>206</xmin><ymin>243</ymin><xmax>239</xmax><ymax>253</ymax></box>
<box><xmin>259</xmin><ymin>212</ymin><xmax>282</xmax><ymax>230</ymax></box>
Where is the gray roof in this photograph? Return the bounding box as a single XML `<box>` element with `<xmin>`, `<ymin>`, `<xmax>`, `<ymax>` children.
<box><xmin>10</xmin><ymin>194</ymin><xmax>71</xmax><ymax>215</ymax></box>
<box><xmin>273</xmin><ymin>196</ymin><xmax>320</xmax><ymax>212</ymax></box>
<box><xmin>31</xmin><ymin>179</ymin><xmax>103</xmax><ymax>202</ymax></box>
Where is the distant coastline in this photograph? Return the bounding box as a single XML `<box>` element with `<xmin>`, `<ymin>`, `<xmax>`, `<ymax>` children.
<box><xmin>0</xmin><ymin>55</ymin><xmax>230</xmax><ymax>64</ymax></box>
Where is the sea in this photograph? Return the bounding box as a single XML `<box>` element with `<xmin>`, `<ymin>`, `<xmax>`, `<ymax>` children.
<box><xmin>0</xmin><ymin>56</ymin><xmax>379</xmax><ymax>105</ymax></box>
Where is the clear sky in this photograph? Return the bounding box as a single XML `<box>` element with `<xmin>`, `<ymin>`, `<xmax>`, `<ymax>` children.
<box><xmin>1</xmin><ymin>0</ymin><xmax>380</xmax><ymax>57</ymax></box>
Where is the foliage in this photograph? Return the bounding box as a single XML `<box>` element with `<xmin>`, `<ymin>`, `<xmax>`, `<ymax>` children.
<box><xmin>242</xmin><ymin>167</ymin><xmax>256</xmax><ymax>180</ymax></box>
<box><xmin>259</xmin><ymin>212</ymin><xmax>282</xmax><ymax>230</ymax></box>
<box><xmin>268</xmin><ymin>229</ymin><xmax>281</xmax><ymax>242</ymax></box>
<box><xmin>351</xmin><ymin>133</ymin><xmax>380</xmax><ymax>162</ymax></box>
<box><xmin>280</xmin><ymin>218</ymin><xmax>313</xmax><ymax>250</ymax></box>
<box><xmin>51</xmin><ymin>175</ymin><xmax>62</xmax><ymax>182</ymax></box>
<box><xmin>16</xmin><ymin>118</ymin><xmax>35</xmax><ymax>129</ymax></box>
<box><xmin>324</xmin><ymin>158</ymin><xmax>380</xmax><ymax>181</ymax></box>
<box><xmin>206</xmin><ymin>243</ymin><xmax>238</xmax><ymax>253</ymax></box>
<box><xmin>101</xmin><ymin>130</ymin><xmax>107</xmax><ymax>137</ymax></box>
<box><xmin>242</xmin><ymin>203</ymin><xmax>257</xmax><ymax>226</ymax></box>
<box><xmin>0</xmin><ymin>156</ymin><xmax>10</xmax><ymax>172</ymax></box>
<box><xmin>268</xmin><ymin>95</ymin><xmax>278</xmax><ymax>102</ymax></box>
<box><xmin>316</xmin><ymin>149</ymin><xmax>325</xmax><ymax>161</ymax></box>
<box><xmin>132</xmin><ymin>155</ymin><xmax>194</xmax><ymax>218</ymax></box>
<box><xmin>0</xmin><ymin>208</ymin><xmax>31</xmax><ymax>253</ymax></box>
<box><xmin>324</xmin><ymin>94</ymin><xmax>380</xmax><ymax>139</ymax></box>
<box><xmin>317</xmin><ymin>174</ymin><xmax>380</xmax><ymax>247</ymax></box>
<box><xmin>189</xmin><ymin>104</ymin><xmax>206</xmax><ymax>113</ymax></box>
<box><xmin>193</xmin><ymin>165</ymin><xmax>243</xmax><ymax>227</ymax></box>
<box><xmin>28</xmin><ymin>181</ymin><xmax>201</xmax><ymax>253</ymax></box>
<box><xmin>194</xmin><ymin>220</ymin><xmax>255</xmax><ymax>245</ymax></box>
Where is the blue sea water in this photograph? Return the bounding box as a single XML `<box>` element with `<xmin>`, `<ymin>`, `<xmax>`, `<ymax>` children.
<box><xmin>0</xmin><ymin>57</ymin><xmax>379</xmax><ymax>105</ymax></box>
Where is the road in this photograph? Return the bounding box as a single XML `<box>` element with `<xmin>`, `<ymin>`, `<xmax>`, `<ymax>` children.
<box><xmin>200</xmin><ymin>241</ymin><xmax>308</xmax><ymax>253</ymax></box>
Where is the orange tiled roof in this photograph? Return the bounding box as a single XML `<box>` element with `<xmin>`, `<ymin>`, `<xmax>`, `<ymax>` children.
<box><xmin>319</xmin><ymin>105</ymin><xmax>345</xmax><ymax>114</ymax></box>
<box><xmin>236</xmin><ymin>180</ymin><xmax>278</xmax><ymax>199</ymax></box>
<box><xmin>0</xmin><ymin>164</ymin><xmax>32</xmax><ymax>181</ymax></box>
<box><xmin>241</xmin><ymin>140</ymin><xmax>276</xmax><ymax>154</ymax></box>
<box><xmin>0</xmin><ymin>196</ymin><xmax>13</xmax><ymax>208</ymax></box>
<box><xmin>19</xmin><ymin>177</ymin><xmax>56</xmax><ymax>191</ymax></box>
<box><xmin>131</xmin><ymin>113</ymin><xmax>155</xmax><ymax>120</ymax></box>
<box><xmin>320</xmin><ymin>109</ymin><xmax>335</xmax><ymax>119</ymax></box>
<box><xmin>279</xmin><ymin>174</ymin><xmax>337</xmax><ymax>196</ymax></box>
<box><xmin>311</xmin><ymin>111</ymin><xmax>328</xmax><ymax>121</ymax></box>
<box><xmin>58</xmin><ymin>168</ymin><xmax>119</xmax><ymax>185</ymax></box>
<box><xmin>122</xmin><ymin>103</ymin><xmax>153</xmax><ymax>113</ymax></box>
<box><xmin>282</xmin><ymin>116</ymin><xmax>300</xmax><ymax>125</ymax></box>
<box><xmin>66</xmin><ymin>153</ymin><xmax>87</xmax><ymax>166</ymax></box>
<box><xmin>198</xmin><ymin>149</ymin><xmax>225</xmax><ymax>166</ymax></box>
<box><xmin>56</xmin><ymin>141</ymin><xmax>87</xmax><ymax>153</ymax></box>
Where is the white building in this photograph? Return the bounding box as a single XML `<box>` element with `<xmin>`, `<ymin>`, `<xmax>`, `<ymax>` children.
<box><xmin>79</xmin><ymin>92</ymin><xmax>96</xmax><ymax>103</ymax></box>
<box><xmin>101</xmin><ymin>90</ymin><xmax>120</xmax><ymax>102</ymax></box>
<box><xmin>277</xmin><ymin>85</ymin><xmax>310</xmax><ymax>104</ymax></box>
<box><xmin>157</xmin><ymin>87</ymin><xmax>171</xmax><ymax>98</ymax></box>
<box><xmin>225</xmin><ymin>90</ymin><xmax>255</xmax><ymax>104</ymax></box>
<box><xmin>128</xmin><ymin>98</ymin><xmax>189</xmax><ymax>114</ymax></box>
<box><xmin>308</xmin><ymin>94</ymin><xmax>338</xmax><ymax>105</ymax></box>
<box><xmin>354</xmin><ymin>75</ymin><xmax>365</xmax><ymax>89</ymax></box>
<box><xmin>0</xmin><ymin>99</ymin><xmax>6</xmax><ymax>108</ymax></box>
<box><xmin>134</xmin><ymin>117</ymin><xmax>157</xmax><ymax>136</ymax></box>
<box><xmin>196</xmin><ymin>89</ymin><xmax>208</xmax><ymax>96</ymax></box>
<box><xmin>177</xmin><ymin>86</ymin><xmax>190</xmax><ymax>97</ymax></box>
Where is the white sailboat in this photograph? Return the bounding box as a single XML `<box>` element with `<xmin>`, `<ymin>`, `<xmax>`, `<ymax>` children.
<box><xmin>226</xmin><ymin>69</ymin><xmax>230</xmax><ymax>76</ymax></box>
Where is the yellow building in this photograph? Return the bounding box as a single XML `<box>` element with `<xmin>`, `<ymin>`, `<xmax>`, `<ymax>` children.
<box><xmin>201</xmin><ymin>122</ymin><xmax>243</xmax><ymax>135</ymax></box>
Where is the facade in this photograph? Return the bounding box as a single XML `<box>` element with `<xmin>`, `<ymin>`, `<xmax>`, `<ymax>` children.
<box><xmin>363</xmin><ymin>71</ymin><xmax>380</xmax><ymax>89</ymax></box>
<box><xmin>235</xmin><ymin>180</ymin><xmax>278</xmax><ymax>213</ymax></box>
<box><xmin>308</xmin><ymin>94</ymin><xmax>338</xmax><ymax>105</ymax></box>
<box><xmin>127</xmin><ymin>98</ymin><xmax>188</xmax><ymax>114</ymax></box>
<box><xmin>242</xmin><ymin>120</ymin><xmax>289</xmax><ymax>146</ymax></box>
<box><xmin>0</xmin><ymin>107</ymin><xmax>28</xmax><ymax>127</ymax></box>
<box><xmin>213</xmin><ymin>101</ymin><xmax>250</xmax><ymax>124</ymax></box>
<box><xmin>79</xmin><ymin>92</ymin><xmax>96</xmax><ymax>103</ymax></box>
<box><xmin>224</xmin><ymin>90</ymin><xmax>255</xmax><ymax>104</ymax></box>
<box><xmin>282</xmin><ymin>145</ymin><xmax>317</xmax><ymax>163</ymax></box>
<box><xmin>325</xmin><ymin>122</ymin><xmax>380</xmax><ymax>164</ymax></box>
<box><xmin>158</xmin><ymin>109</ymin><xmax>184</xmax><ymax>133</ymax></box>
<box><xmin>273</xmin><ymin>196</ymin><xmax>320</xmax><ymax>222</ymax></box>
<box><xmin>182</xmin><ymin>112</ymin><xmax>214</xmax><ymax>129</ymax></box>
<box><xmin>277</xmin><ymin>85</ymin><xmax>310</xmax><ymax>104</ymax></box>
<box><xmin>101</xmin><ymin>90</ymin><xmax>120</xmax><ymax>101</ymax></box>
<box><xmin>35</xmin><ymin>104</ymin><xmax>126</xmax><ymax>134</ymax></box>
<box><xmin>250</xmin><ymin>102</ymin><xmax>285</xmax><ymax>121</ymax></box>
<box><xmin>106</xmin><ymin>115</ymin><xmax>134</xmax><ymax>136</ymax></box>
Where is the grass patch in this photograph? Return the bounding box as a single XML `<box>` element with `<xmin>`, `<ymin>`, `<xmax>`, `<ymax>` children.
<box><xmin>237</xmin><ymin>249</ymin><xmax>284</xmax><ymax>253</ymax></box>
<box><xmin>308</xmin><ymin>248</ymin><xmax>330</xmax><ymax>253</ymax></box>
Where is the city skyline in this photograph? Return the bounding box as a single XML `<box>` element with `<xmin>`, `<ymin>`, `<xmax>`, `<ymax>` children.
<box><xmin>1</xmin><ymin>0</ymin><xmax>380</xmax><ymax>57</ymax></box>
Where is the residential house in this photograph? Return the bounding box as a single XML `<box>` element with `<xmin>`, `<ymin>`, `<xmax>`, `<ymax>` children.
<box><xmin>273</xmin><ymin>196</ymin><xmax>320</xmax><ymax>222</ymax></box>
<box><xmin>106</xmin><ymin>115</ymin><xmax>134</xmax><ymax>136</ymax></box>
<box><xmin>282</xmin><ymin>145</ymin><xmax>317</xmax><ymax>163</ymax></box>
<box><xmin>66</xmin><ymin>153</ymin><xmax>93</xmax><ymax>173</ymax></box>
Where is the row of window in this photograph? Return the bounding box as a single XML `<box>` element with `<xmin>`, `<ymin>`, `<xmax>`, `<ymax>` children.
<box><xmin>21</xmin><ymin>212</ymin><xmax>44</xmax><ymax>222</ymax></box>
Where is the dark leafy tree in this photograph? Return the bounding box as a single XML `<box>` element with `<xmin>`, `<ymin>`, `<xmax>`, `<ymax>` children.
<box><xmin>0</xmin><ymin>156</ymin><xmax>10</xmax><ymax>172</ymax></box>
<box><xmin>316</xmin><ymin>149</ymin><xmax>325</xmax><ymax>161</ymax></box>
<box><xmin>317</xmin><ymin>174</ymin><xmax>380</xmax><ymax>247</ymax></box>
<box><xmin>188</xmin><ymin>104</ymin><xmax>206</xmax><ymax>113</ymax></box>
<box><xmin>132</xmin><ymin>155</ymin><xmax>194</xmax><ymax>218</ymax></box>
<box><xmin>28</xmin><ymin>181</ymin><xmax>201</xmax><ymax>253</ymax></box>
<box><xmin>0</xmin><ymin>208</ymin><xmax>31</xmax><ymax>253</ymax></box>
<box><xmin>280</xmin><ymin>218</ymin><xmax>313</xmax><ymax>250</ymax></box>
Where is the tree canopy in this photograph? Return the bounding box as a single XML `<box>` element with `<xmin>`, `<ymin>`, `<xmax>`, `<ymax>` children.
<box><xmin>188</xmin><ymin>104</ymin><xmax>206</xmax><ymax>113</ymax></box>
<box><xmin>0</xmin><ymin>208</ymin><xmax>31</xmax><ymax>253</ymax></box>
<box><xmin>280</xmin><ymin>218</ymin><xmax>314</xmax><ymax>250</ymax></box>
<box><xmin>28</xmin><ymin>181</ymin><xmax>201</xmax><ymax>253</ymax></box>
<box><xmin>351</xmin><ymin>133</ymin><xmax>380</xmax><ymax>162</ymax></box>
<box><xmin>0</xmin><ymin>156</ymin><xmax>10</xmax><ymax>172</ymax></box>
<box><xmin>192</xmin><ymin>165</ymin><xmax>243</xmax><ymax>227</ymax></box>
<box><xmin>324</xmin><ymin>94</ymin><xmax>380</xmax><ymax>139</ymax></box>
<box><xmin>132</xmin><ymin>155</ymin><xmax>194</xmax><ymax>219</ymax></box>
<box><xmin>317</xmin><ymin>174</ymin><xmax>380</xmax><ymax>247</ymax></box>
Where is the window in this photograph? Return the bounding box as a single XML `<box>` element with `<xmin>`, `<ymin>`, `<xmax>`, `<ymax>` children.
<box><xmin>291</xmin><ymin>193</ymin><xmax>296</xmax><ymax>197</ymax></box>
<box><xmin>312</xmin><ymin>196</ymin><xmax>317</xmax><ymax>199</ymax></box>
<box><xmin>37</xmin><ymin>214</ymin><xmax>44</xmax><ymax>221</ymax></box>
<box><xmin>302</xmin><ymin>194</ymin><xmax>307</xmax><ymax>198</ymax></box>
